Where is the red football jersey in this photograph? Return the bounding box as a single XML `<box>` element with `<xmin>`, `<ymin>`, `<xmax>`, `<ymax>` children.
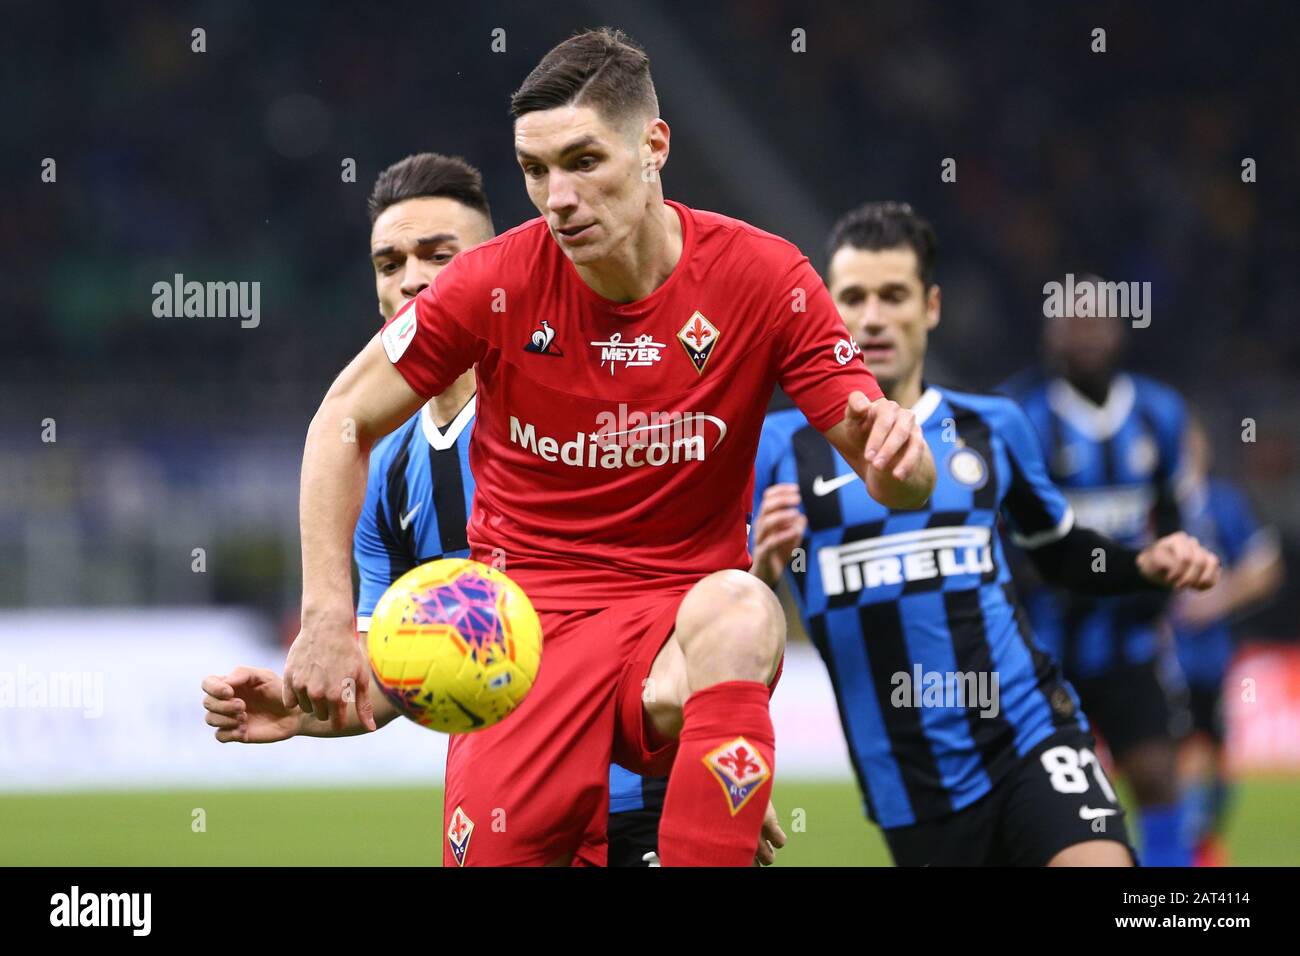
<box><xmin>380</xmin><ymin>200</ymin><xmax>882</xmax><ymax>608</ymax></box>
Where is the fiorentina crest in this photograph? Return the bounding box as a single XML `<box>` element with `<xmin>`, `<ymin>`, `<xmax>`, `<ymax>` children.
<box><xmin>447</xmin><ymin>805</ymin><xmax>474</xmax><ymax>866</ymax></box>
<box><xmin>677</xmin><ymin>311</ymin><xmax>720</xmax><ymax>374</ymax></box>
<box><xmin>702</xmin><ymin>737</ymin><xmax>770</xmax><ymax>815</ymax></box>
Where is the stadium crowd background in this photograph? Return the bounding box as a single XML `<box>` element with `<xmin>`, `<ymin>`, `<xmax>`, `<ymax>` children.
<box><xmin>1</xmin><ymin>0</ymin><xmax>1295</xmax><ymax>645</ymax></box>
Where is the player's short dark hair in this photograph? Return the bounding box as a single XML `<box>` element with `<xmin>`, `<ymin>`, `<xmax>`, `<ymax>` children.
<box><xmin>510</xmin><ymin>28</ymin><xmax>659</xmax><ymax>128</ymax></box>
<box><xmin>367</xmin><ymin>153</ymin><xmax>493</xmax><ymax>227</ymax></box>
<box><xmin>825</xmin><ymin>202</ymin><xmax>938</xmax><ymax>289</ymax></box>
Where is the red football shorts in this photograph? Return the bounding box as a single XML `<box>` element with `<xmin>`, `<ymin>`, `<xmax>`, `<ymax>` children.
<box><xmin>441</xmin><ymin>579</ymin><xmax>785</xmax><ymax>867</ymax></box>
<box><xmin>441</xmin><ymin>584</ymin><xmax>691</xmax><ymax>867</ymax></box>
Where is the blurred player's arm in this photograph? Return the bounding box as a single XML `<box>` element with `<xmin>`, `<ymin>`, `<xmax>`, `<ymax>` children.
<box><xmin>289</xmin><ymin>335</ymin><xmax>426</xmax><ymax>731</ymax></box>
<box><xmin>996</xmin><ymin>395</ymin><xmax>1218</xmax><ymax>594</ymax></box>
<box><xmin>1025</xmin><ymin>525</ymin><xmax>1219</xmax><ymax>594</ymax></box>
<box><xmin>1176</xmin><ymin>529</ymin><xmax>1284</xmax><ymax>628</ymax></box>
<box><xmin>825</xmin><ymin>391</ymin><xmax>935</xmax><ymax>510</ymax></box>
<box><xmin>202</xmin><ymin>665</ymin><xmax>401</xmax><ymax>743</ymax></box>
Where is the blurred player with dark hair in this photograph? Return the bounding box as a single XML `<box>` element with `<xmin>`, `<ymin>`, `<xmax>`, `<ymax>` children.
<box><xmin>1003</xmin><ymin>278</ymin><xmax>1200</xmax><ymax>865</ymax></box>
<box><xmin>203</xmin><ymin>151</ymin><xmax>667</xmax><ymax>866</ymax></box>
<box><xmin>1173</xmin><ymin>414</ymin><xmax>1284</xmax><ymax>865</ymax></box>
<box><xmin>752</xmin><ymin>203</ymin><xmax>1219</xmax><ymax>865</ymax></box>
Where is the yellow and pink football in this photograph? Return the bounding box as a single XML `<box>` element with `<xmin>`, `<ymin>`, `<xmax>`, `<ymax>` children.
<box><xmin>367</xmin><ymin>558</ymin><xmax>542</xmax><ymax>733</ymax></box>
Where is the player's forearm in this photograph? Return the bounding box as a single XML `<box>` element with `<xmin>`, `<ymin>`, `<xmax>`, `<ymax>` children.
<box><xmin>300</xmin><ymin>395</ymin><xmax>370</xmax><ymax>625</ymax></box>
<box><xmin>1027</xmin><ymin>526</ymin><xmax>1160</xmax><ymax>595</ymax></box>
<box><xmin>299</xmin><ymin>338</ymin><xmax>426</xmax><ymax>630</ymax></box>
<box><xmin>1218</xmin><ymin>546</ymin><xmax>1285</xmax><ymax>615</ymax></box>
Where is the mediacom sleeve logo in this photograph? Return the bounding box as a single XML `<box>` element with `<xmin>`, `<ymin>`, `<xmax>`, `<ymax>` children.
<box><xmin>382</xmin><ymin>302</ymin><xmax>419</xmax><ymax>363</ymax></box>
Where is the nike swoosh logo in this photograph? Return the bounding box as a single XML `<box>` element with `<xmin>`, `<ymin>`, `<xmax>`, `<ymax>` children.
<box><xmin>399</xmin><ymin>502</ymin><xmax>422</xmax><ymax>531</ymax></box>
<box><xmin>1079</xmin><ymin>806</ymin><xmax>1119</xmax><ymax>820</ymax></box>
<box><xmin>811</xmin><ymin>473</ymin><xmax>859</xmax><ymax>497</ymax></box>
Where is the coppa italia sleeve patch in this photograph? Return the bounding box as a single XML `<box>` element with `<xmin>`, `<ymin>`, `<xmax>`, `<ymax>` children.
<box><xmin>381</xmin><ymin>300</ymin><xmax>419</xmax><ymax>363</ymax></box>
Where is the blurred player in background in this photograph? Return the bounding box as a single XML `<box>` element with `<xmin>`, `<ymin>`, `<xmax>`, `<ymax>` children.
<box><xmin>751</xmin><ymin>203</ymin><xmax>1219</xmax><ymax>865</ymax></box>
<box><xmin>1173</xmin><ymin>414</ymin><xmax>1284</xmax><ymax>865</ymax></box>
<box><xmin>204</xmin><ymin>152</ymin><xmax>668</xmax><ymax>867</ymax></box>
<box><xmin>279</xmin><ymin>28</ymin><xmax>934</xmax><ymax>866</ymax></box>
<box><xmin>1002</xmin><ymin>280</ymin><xmax>1197</xmax><ymax>865</ymax></box>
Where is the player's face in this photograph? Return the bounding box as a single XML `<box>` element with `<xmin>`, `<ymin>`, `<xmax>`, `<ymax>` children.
<box><xmin>514</xmin><ymin>105</ymin><xmax>663</xmax><ymax>267</ymax></box>
<box><xmin>828</xmin><ymin>245</ymin><xmax>940</xmax><ymax>395</ymax></box>
<box><xmin>1045</xmin><ymin>290</ymin><xmax>1125</xmax><ymax>382</ymax></box>
<box><xmin>370</xmin><ymin>196</ymin><xmax>492</xmax><ymax>322</ymax></box>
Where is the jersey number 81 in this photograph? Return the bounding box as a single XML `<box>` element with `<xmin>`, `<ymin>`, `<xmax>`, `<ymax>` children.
<box><xmin>1040</xmin><ymin>745</ymin><xmax>1118</xmax><ymax>803</ymax></box>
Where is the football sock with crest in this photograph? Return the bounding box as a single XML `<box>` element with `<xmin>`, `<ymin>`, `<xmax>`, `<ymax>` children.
<box><xmin>657</xmin><ymin>680</ymin><xmax>775</xmax><ymax>866</ymax></box>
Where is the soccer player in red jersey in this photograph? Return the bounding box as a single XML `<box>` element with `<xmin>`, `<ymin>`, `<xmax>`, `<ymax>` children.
<box><xmin>281</xmin><ymin>28</ymin><xmax>936</xmax><ymax>866</ymax></box>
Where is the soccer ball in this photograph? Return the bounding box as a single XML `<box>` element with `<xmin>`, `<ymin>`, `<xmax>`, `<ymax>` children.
<box><xmin>367</xmin><ymin>558</ymin><xmax>543</xmax><ymax>733</ymax></box>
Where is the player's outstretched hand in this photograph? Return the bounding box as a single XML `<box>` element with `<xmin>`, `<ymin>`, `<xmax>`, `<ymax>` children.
<box><xmin>202</xmin><ymin>666</ymin><xmax>301</xmax><ymax>744</ymax></box>
<box><xmin>1136</xmin><ymin>531</ymin><xmax>1221</xmax><ymax>591</ymax></box>
<box><xmin>844</xmin><ymin>391</ymin><xmax>934</xmax><ymax>510</ymax></box>
<box><xmin>282</xmin><ymin>620</ymin><xmax>377</xmax><ymax>733</ymax></box>
<box><xmin>754</xmin><ymin>799</ymin><xmax>787</xmax><ymax>866</ymax></box>
<box><xmin>750</xmin><ymin>483</ymin><xmax>806</xmax><ymax>586</ymax></box>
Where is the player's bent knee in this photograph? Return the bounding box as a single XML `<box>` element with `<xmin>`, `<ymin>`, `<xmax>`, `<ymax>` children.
<box><xmin>675</xmin><ymin>570</ymin><xmax>784</xmax><ymax>683</ymax></box>
<box><xmin>677</xmin><ymin>569</ymin><xmax>785</xmax><ymax>641</ymax></box>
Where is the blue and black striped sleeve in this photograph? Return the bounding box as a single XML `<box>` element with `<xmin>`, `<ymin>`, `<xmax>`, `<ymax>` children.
<box><xmin>354</xmin><ymin>442</ymin><xmax>402</xmax><ymax>630</ymax></box>
<box><xmin>1150</xmin><ymin>383</ymin><xmax>1188</xmax><ymax>486</ymax></box>
<box><xmin>993</xmin><ymin>398</ymin><xmax>1075</xmax><ymax>549</ymax></box>
<box><xmin>992</xmin><ymin>398</ymin><xmax>1156</xmax><ymax>593</ymax></box>
<box><xmin>1147</xmin><ymin>382</ymin><xmax>1188</xmax><ymax>536</ymax></box>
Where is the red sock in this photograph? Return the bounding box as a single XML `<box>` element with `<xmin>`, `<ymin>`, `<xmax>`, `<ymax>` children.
<box><xmin>658</xmin><ymin>680</ymin><xmax>775</xmax><ymax>866</ymax></box>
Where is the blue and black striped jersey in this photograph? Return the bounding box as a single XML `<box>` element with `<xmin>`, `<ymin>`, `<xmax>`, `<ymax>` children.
<box><xmin>354</xmin><ymin>398</ymin><xmax>476</xmax><ymax>629</ymax></box>
<box><xmin>754</xmin><ymin>385</ymin><xmax>1087</xmax><ymax>828</ymax></box>
<box><xmin>352</xmin><ymin>395</ymin><xmax>650</xmax><ymax>815</ymax></box>
<box><xmin>1004</xmin><ymin>373</ymin><xmax>1186</xmax><ymax>676</ymax></box>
